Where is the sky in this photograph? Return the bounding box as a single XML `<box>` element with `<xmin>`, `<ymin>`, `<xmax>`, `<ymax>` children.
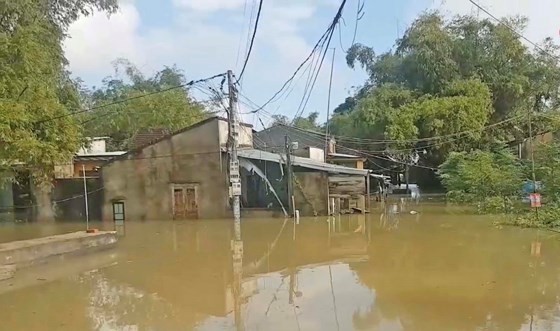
<box><xmin>63</xmin><ymin>0</ymin><xmax>560</xmax><ymax>128</ymax></box>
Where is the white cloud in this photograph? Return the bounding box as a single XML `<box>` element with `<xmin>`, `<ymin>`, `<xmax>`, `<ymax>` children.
<box><xmin>64</xmin><ymin>3</ymin><xmax>146</xmax><ymax>80</ymax></box>
<box><xmin>433</xmin><ymin>0</ymin><xmax>560</xmax><ymax>43</ymax></box>
<box><xmin>172</xmin><ymin>0</ymin><xmax>246</xmax><ymax>12</ymax></box>
<box><xmin>62</xmin><ymin>0</ymin><xmax>354</xmax><ymax>123</ymax></box>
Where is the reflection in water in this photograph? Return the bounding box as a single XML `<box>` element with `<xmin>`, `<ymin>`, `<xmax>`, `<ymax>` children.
<box><xmin>0</xmin><ymin>206</ymin><xmax>560</xmax><ymax>330</ymax></box>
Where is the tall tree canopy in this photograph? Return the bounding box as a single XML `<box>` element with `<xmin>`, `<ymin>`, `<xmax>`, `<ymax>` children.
<box><xmin>270</xmin><ymin>112</ymin><xmax>321</xmax><ymax>131</ymax></box>
<box><xmin>330</xmin><ymin>11</ymin><xmax>560</xmax><ymax>177</ymax></box>
<box><xmin>0</xmin><ymin>0</ymin><xmax>118</xmax><ymax>180</ymax></box>
<box><xmin>82</xmin><ymin>59</ymin><xmax>206</xmax><ymax>150</ymax></box>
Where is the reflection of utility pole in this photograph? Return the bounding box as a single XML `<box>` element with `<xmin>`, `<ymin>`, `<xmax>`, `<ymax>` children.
<box><xmin>231</xmin><ymin>238</ymin><xmax>244</xmax><ymax>331</ymax></box>
<box><xmin>227</xmin><ymin>70</ymin><xmax>242</xmax><ymax>240</ymax></box>
<box><xmin>288</xmin><ymin>227</ymin><xmax>296</xmax><ymax>305</ymax></box>
<box><xmin>285</xmin><ymin>135</ymin><xmax>294</xmax><ymax>216</ymax></box>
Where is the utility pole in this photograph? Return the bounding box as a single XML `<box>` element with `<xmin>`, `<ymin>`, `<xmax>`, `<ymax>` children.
<box><xmin>228</xmin><ymin>70</ymin><xmax>244</xmax><ymax>331</ymax></box>
<box><xmin>324</xmin><ymin>48</ymin><xmax>336</xmax><ymax>162</ymax></box>
<box><xmin>325</xmin><ymin>48</ymin><xmax>336</xmax><ymax>216</ymax></box>
<box><xmin>285</xmin><ymin>135</ymin><xmax>294</xmax><ymax>216</ymax></box>
<box><xmin>227</xmin><ymin>70</ymin><xmax>242</xmax><ymax>240</ymax></box>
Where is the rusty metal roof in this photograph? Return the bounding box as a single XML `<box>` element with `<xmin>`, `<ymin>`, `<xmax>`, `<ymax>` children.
<box><xmin>237</xmin><ymin>149</ymin><xmax>370</xmax><ymax>176</ymax></box>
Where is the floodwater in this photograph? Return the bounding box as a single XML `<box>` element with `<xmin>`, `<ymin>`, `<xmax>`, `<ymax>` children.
<box><xmin>1</xmin><ymin>203</ymin><xmax>560</xmax><ymax>331</ymax></box>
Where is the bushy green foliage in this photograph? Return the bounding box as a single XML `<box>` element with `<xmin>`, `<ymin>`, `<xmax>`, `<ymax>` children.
<box><xmin>270</xmin><ymin>112</ymin><xmax>321</xmax><ymax>131</ymax></box>
<box><xmin>330</xmin><ymin>11</ymin><xmax>560</xmax><ymax>174</ymax></box>
<box><xmin>442</xmin><ymin>142</ymin><xmax>560</xmax><ymax>228</ymax></box>
<box><xmin>439</xmin><ymin>149</ymin><xmax>524</xmax><ymax>213</ymax></box>
<box><xmin>0</xmin><ymin>0</ymin><xmax>117</xmax><ymax>181</ymax></box>
<box><xmin>82</xmin><ymin>59</ymin><xmax>205</xmax><ymax>150</ymax></box>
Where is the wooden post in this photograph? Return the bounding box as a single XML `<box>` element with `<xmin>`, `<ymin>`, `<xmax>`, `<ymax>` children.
<box><xmin>366</xmin><ymin>174</ymin><xmax>371</xmax><ymax>213</ymax></box>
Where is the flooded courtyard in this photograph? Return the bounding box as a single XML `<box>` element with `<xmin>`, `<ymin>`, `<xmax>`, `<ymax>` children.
<box><xmin>0</xmin><ymin>204</ymin><xmax>559</xmax><ymax>331</ymax></box>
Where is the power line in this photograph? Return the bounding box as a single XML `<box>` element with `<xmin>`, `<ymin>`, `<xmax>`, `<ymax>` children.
<box><xmin>330</xmin><ymin>114</ymin><xmax>526</xmax><ymax>144</ymax></box>
<box><xmin>78</xmin><ymin>84</ymin><xmax>220</xmax><ymax>126</ymax></box>
<box><xmin>337</xmin><ymin>0</ymin><xmax>364</xmax><ymax>53</ymax></box>
<box><xmin>34</xmin><ymin>73</ymin><xmax>227</xmax><ymax>125</ymax></box>
<box><xmin>468</xmin><ymin>0</ymin><xmax>560</xmax><ymax>60</ymax></box>
<box><xmin>235</xmin><ymin>0</ymin><xmax>252</xmax><ymax>68</ymax></box>
<box><xmin>248</xmin><ymin>0</ymin><xmax>348</xmax><ymax>114</ymax></box>
<box><xmin>237</xmin><ymin>0</ymin><xmax>263</xmax><ymax>83</ymax></box>
<box><xmin>292</xmin><ymin>41</ymin><xmax>330</xmax><ymax>122</ymax></box>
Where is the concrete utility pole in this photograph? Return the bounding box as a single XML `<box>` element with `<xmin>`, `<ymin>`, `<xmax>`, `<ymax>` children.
<box><xmin>324</xmin><ymin>48</ymin><xmax>336</xmax><ymax>162</ymax></box>
<box><xmin>285</xmin><ymin>135</ymin><xmax>294</xmax><ymax>216</ymax></box>
<box><xmin>227</xmin><ymin>70</ymin><xmax>242</xmax><ymax>240</ymax></box>
<box><xmin>228</xmin><ymin>70</ymin><xmax>244</xmax><ymax>330</ymax></box>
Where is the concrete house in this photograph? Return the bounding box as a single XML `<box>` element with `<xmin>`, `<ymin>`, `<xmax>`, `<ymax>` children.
<box><xmin>101</xmin><ymin>117</ymin><xmax>372</xmax><ymax>221</ymax></box>
<box><xmin>254</xmin><ymin>124</ymin><xmax>366</xmax><ymax>169</ymax></box>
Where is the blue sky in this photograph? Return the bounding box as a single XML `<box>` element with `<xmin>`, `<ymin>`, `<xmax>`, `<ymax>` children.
<box><xmin>63</xmin><ymin>0</ymin><xmax>559</xmax><ymax>128</ymax></box>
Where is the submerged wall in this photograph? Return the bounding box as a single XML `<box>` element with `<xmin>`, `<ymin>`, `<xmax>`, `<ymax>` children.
<box><xmin>102</xmin><ymin>118</ymin><xmax>230</xmax><ymax>221</ymax></box>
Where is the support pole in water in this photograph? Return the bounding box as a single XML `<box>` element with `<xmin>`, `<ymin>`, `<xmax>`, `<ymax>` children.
<box><xmin>528</xmin><ymin>107</ymin><xmax>539</xmax><ymax>223</ymax></box>
<box><xmin>82</xmin><ymin>164</ymin><xmax>89</xmax><ymax>230</ymax></box>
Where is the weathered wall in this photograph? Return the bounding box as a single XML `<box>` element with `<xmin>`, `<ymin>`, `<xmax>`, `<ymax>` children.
<box><xmin>0</xmin><ymin>172</ymin><xmax>14</xmax><ymax>222</ymax></box>
<box><xmin>52</xmin><ymin>178</ymin><xmax>103</xmax><ymax>222</ymax></box>
<box><xmin>255</xmin><ymin>125</ymin><xmax>326</xmax><ymax>152</ymax></box>
<box><xmin>54</xmin><ymin>159</ymin><xmax>74</xmax><ymax>179</ymax></box>
<box><xmin>328</xmin><ymin>175</ymin><xmax>366</xmax><ymax>198</ymax></box>
<box><xmin>294</xmin><ymin>172</ymin><xmax>329</xmax><ymax>216</ymax></box>
<box><xmin>328</xmin><ymin>174</ymin><xmax>366</xmax><ymax>211</ymax></box>
<box><xmin>293</xmin><ymin>147</ymin><xmax>324</xmax><ymax>162</ymax></box>
<box><xmin>217</xmin><ymin>120</ymin><xmax>253</xmax><ymax>148</ymax></box>
<box><xmin>102</xmin><ymin>118</ymin><xmax>230</xmax><ymax>221</ymax></box>
<box><xmin>519</xmin><ymin>132</ymin><xmax>554</xmax><ymax>159</ymax></box>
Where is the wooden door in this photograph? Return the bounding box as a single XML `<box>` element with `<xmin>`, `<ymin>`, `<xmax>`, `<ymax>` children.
<box><xmin>173</xmin><ymin>189</ymin><xmax>186</xmax><ymax>220</ymax></box>
<box><xmin>173</xmin><ymin>185</ymin><xmax>198</xmax><ymax>220</ymax></box>
<box><xmin>185</xmin><ymin>188</ymin><xmax>198</xmax><ymax>219</ymax></box>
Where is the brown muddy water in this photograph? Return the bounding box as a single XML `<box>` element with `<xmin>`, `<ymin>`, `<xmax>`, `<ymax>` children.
<box><xmin>0</xmin><ymin>203</ymin><xmax>560</xmax><ymax>331</ymax></box>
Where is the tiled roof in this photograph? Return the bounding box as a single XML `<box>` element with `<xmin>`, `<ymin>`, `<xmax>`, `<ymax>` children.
<box><xmin>131</xmin><ymin>128</ymin><xmax>171</xmax><ymax>150</ymax></box>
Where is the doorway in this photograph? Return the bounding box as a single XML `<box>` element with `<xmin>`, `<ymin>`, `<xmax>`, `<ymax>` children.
<box><xmin>172</xmin><ymin>184</ymin><xmax>199</xmax><ymax>220</ymax></box>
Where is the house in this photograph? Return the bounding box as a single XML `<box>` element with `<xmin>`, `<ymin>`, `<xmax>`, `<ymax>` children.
<box><xmin>254</xmin><ymin>124</ymin><xmax>366</xmax><ymax>169</ymax></box>
<box><xmin>101</xmin><ymin>117</ymin><xmax>371</xmax><ymax>221</ymax></box>
<box><xmin>54</xmin><ymin>137</ymin><xmax>126</xmax><ymax>179</ymax></box>
<box><xmin>510</xmin><ymin>131</ymin><xmax>556</xmax><ymax>159</ymax></box>
<box><xmin>328</xmin><ymin>152</ymin><xmax>367</xmax><ymax>169</ymax></box>
<box><xmin>254</xmin><ymin>124</ymin><xmax>335</xmax><ymax>156</ymax></box>
<box><xmin>0</xmin><ymin>137</ymin><xmax>126</xmax><ymax>222</ymax></box>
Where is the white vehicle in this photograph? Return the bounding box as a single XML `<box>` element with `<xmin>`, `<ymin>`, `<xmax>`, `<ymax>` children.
<box><xmin>392</xmin><ymin>183</ymin><xmax>421</xmax><ymax>202</ymax></box>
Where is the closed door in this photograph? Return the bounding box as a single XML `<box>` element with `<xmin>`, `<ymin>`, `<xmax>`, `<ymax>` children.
<box><xmin>173</xmin><ymin>186</ymin><xmax>198</xmax><ymax>220</ymax></box>
<box><xmin>185</xmin><ymin>188</ymin><xmax>198</xmax><ymax>219</ymax></box>
<box><xmin>173</xmin><ymin>189</ymin><xmax>186</xmax><ymax>219</ymax></box>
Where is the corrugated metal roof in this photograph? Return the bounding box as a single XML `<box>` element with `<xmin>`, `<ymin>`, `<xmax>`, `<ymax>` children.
<box><xmin>76</xmin><ymin>151</ymin><xmax>127</xmax><ymax>157</ymax></box>
<box><xmin>237</xmin><ymin>149</ymin><xmax>369</xmax><ymax>176</ymax></box>
<box><xmin>328</xmin><ymin>152</ymin><xmax>362</xmax><ymax>159</ymax></box>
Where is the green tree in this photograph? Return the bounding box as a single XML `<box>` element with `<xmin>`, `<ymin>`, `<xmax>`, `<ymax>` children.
<box><xmin>0</xmin><ymin>0</ymin><xmax>118</xmax><ymax>180</ymax></box>
<box><xmin>331</xmin><ymin>11</ymin><xmax>560</xmax><ymax>175</ymax></box>
<box><xmin>270</xmin><ymin>112</ymin><xmax>322</xmax><ymax>131</ymax></box>
<box><xmin>83</xmin><ymin>59</ymin><xmax>206</xmax><ymax>150</ymax></box>
<box><xmin>439</xmin><ymin>149</ymin><xmax>524</xmax><ymax>212</ymax></box>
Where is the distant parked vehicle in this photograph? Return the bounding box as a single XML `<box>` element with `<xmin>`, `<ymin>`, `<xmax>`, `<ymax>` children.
<box><xmin>392</xmin><ymin>184</ymin><xmax>421</xmax><ymax>202</ymax></box>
